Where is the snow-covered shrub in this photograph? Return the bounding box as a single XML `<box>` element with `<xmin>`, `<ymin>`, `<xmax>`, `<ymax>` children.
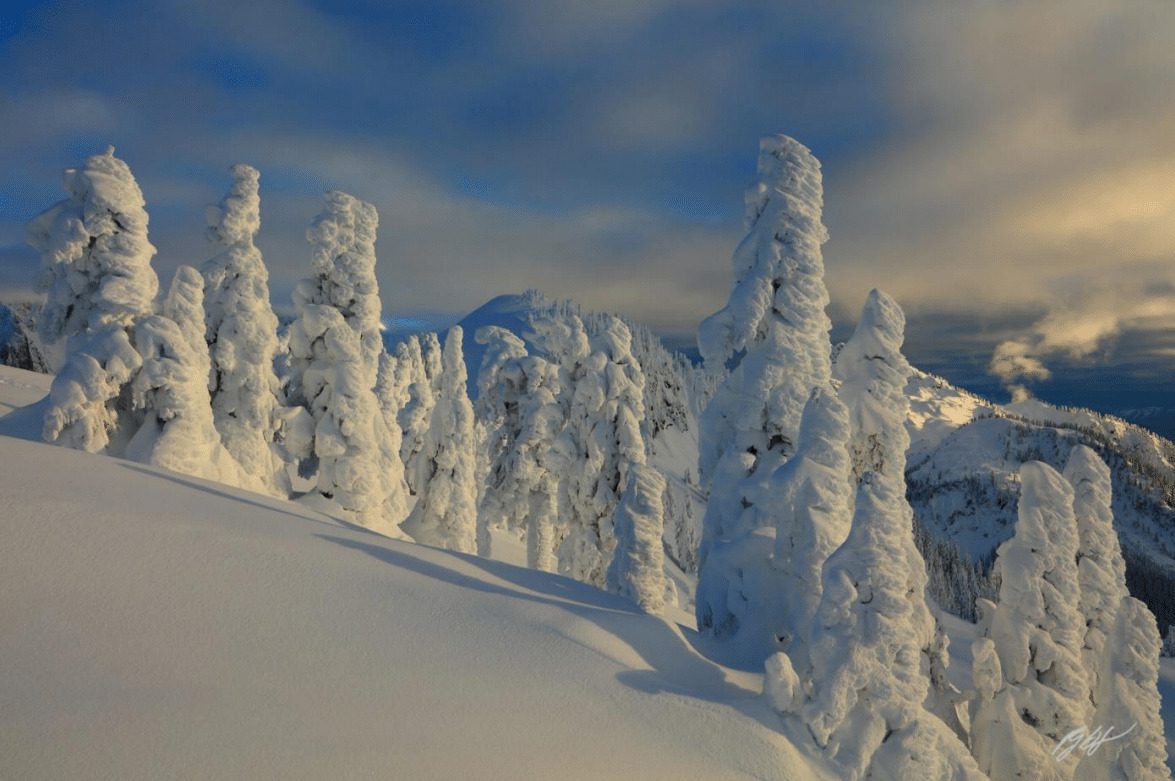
<box><xmin>695</xmin><ymin>135</ymin><xmax>834</xmax><ymax>654</ymax></box>
<box><xmin>202</xmin><ymin>164</ymin><xmax>287</xmax><ymax>495</ymax></box>
<box><xmin>401</xmin><ymin>327</ymin><xmax>477</xmax><ymax>553</ymax></box>
<box><xmin>606</xmin><ymin>464</ymin><xmax>666</xmax><ymax>614</ymax></box>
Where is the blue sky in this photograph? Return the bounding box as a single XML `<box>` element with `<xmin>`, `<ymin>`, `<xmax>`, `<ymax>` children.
<box><xmin>2</xmin><ymin>1</ymin><xmax>1174</xmax><ymax>411</ymax></box>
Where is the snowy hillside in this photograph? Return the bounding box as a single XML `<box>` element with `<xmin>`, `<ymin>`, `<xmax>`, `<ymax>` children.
<box><xmin>906</xmin><ymin>370</ymin><xmax>1175</xmax><ymax>630</ymax></box>
<box><xmin>0</xmin><ymin>372</ymin><xmax>829</xmax><ymax>780</ymax></box>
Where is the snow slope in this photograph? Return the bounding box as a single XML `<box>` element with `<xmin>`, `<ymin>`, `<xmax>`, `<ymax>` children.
<box><xmin>0</xmin><ymin>368</ymin><xmax>827</xmax><ymax>780</ymax></box>
<box><xmin>0</xmin><ymin>363</ymin><xmax>49</xmax><ymax>416</ymax></box>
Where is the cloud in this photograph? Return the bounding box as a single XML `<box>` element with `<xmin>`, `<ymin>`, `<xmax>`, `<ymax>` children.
<box><xmin>2</xmin><ymin>0</ymin><xmax>1175</xmax><ymax>374</ymax></box>
<box><xmin>987</xmin><ymin>286</ymin><xmax>1175</xmax><ymax>398</ymax></box>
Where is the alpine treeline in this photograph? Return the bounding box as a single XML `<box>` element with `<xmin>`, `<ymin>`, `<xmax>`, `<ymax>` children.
<box><xmin>22</xmin><ymin>141</ymin><xmax>1171</xmax><ymax>780</ymax></box>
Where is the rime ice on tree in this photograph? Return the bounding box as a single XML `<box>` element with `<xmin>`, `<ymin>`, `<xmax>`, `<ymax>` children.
<box><xmin>695</xmin><ymin>135</ymin><xmax>834</xmax><ymax>658</ymax></box>
<box><xmin>29</xmin><ymin>148</ymin><xmax>159</xmax><ymax>453</ymax></box>
<box><xmin>202</xmin><ymin>164</ymin><xmax>288</xmax><ymax>495</ymax></box>
<box><xmin>401</xmin><ymin>327</ymin><xmax>478</xmax><ymax>553</ymax></box>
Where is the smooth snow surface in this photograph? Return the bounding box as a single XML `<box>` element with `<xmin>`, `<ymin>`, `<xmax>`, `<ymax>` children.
<box><xmin>0</xmin><ymin>371</ymin><xmax>829</xmax><ymax>780</ymax></box>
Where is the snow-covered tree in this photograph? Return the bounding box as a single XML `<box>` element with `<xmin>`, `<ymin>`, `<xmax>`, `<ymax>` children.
<box><xmin>289</xmin><ymin>191</ymin><xmax>384</xmax><ymax>393</ymax></box>
<box><xmin>28</xmin><ymin>146</ymin><xmax>159</xmax><ymax>373</ymax></box>
<box><xmin>695</xmin><ymin>135</ymin><xmax>834</xmax><ymax>651</ymax></box>
<box><xmin>766</xmin><ymin>289</ymin><xmax>980</xmax><ymax>779</ymax></box>
<box><xmin>1063</xmin><ymin>444</ymin><xmax>1129</xmax><ymax>703</ymax></box>
<box><xmin>537</xmin><ymin>313</ymin><xmax>647</xmax><ymax>587</ymax></box>
<box><xmin>606</xmin><ymin>464</ymin><xmax>666</xmax><ymax>614</ymax></box>
<box><xmin>201</xmin><ymin>164</ymin><xmax>287</xmax><ymax>495</ymax></box>
<box><xmin>793</xmin><ymin>472</ymin><xmax>983</xmax><ymax>781</ymax></box>
<box><xmin>401</xmin><ymin>327</ymin><xmax>477</xmax><ymax>553</ymax></box>
<box><xmin>289</xmin><ymin>304</ymin><xmax>402</xmax><ymax>533</ymax></box>
<box><xmin>974</xmin><ymin>460</ymin><xmax>1091</xmax><ymax>776</ymax></box>
<box><xmin>285</xmin><ymin>193</ymin><xmax>405</xmax><ymax>533</ymax></box>
<box><xmin>475</xmin><ymin>324</ymin><xmax>562</xmax><ymax>570</ymax></box>
<box><xmin>969</xmin><ymin>636</ymin><xmax>1065</xmax><ymax>781</ymax></box>
<box><xmin>1075</xmin><ymin>596</ymin><xmax>1172</xmax><ymax>781</ymax></box>
<box><xmin>1162</xmin><ymin>626</ymin><xmax>1175</xmax><ymax>658</ymax></box>
<box><xmin>30</xmin><ymin>148</ymin><xmax>159</xmax><ymax>452</ymax></box>
<box><xmin>475</xmin><ymin>325</ymin><xmax>529</xmax><ymax>556</ymax></box>
<box><xmin>764</xmin><ymin>386</ymin><xmax>852</xmax><ymax>660</ymax></box>
<box><xmin>126</xmin><ymin>266</ymin><xmax>257</xmax><ymax>488</ymax></box>
<box><xmin>400</xmin><ymin>334</ymin><xmax>438</xmax><ymax>498</ymax></box>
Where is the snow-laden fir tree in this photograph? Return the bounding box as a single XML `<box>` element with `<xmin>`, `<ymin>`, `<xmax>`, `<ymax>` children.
<box><xmin>201</xmin><ymin>163</ymin><xmax>287</xmax><ymax>495</ymax></box>
<box><xmin>1063</xmin><ymin>444</ymin><xmax>1129</xmax><ymax>702</ymax></box>
<box><xmin>29</xmin><ymin>148</ymin><xmax>158</xmax><ymax>452</ymax></box>
<box><xmin>126</xmin><ymin>266</ymin><xmax>258</xmax><ymax>488</ymax></box>
<box><xmin>1074</xmin><ymin>595</ymin><xmax>1171</xmax><ymax>781</ymax></box>
<box><xmin>475</xmin><ymin>325</ymin><xmax>562</xmax><ymax>571</ymax></box>
<box><xmin>781</xmin><ymin>469</ymin><xmax>984</xmax><ymax>781</ymax></box>
<box><xmin>421</xmin><ymin>331</ymin><xmax>443</xmax><ymax>392</ymax></box>
<box><xmin>289</xmin><ymin>304</ymin><xmax>402</xmax><ymax>534</ymax></box>
<box><xmin>28</xmin><ymin>146</ymin><xmax>159</xmax><ymax>374</ymax></box>
<box><xmin>968</xmin><ymin>636</ymin><xmax>1065</xmax><ymax>781</ymax></box>
<box><xmin>695</xmin><ymin>135</ymin><xmax>834</xmax><ymax>653</ymax></box>
<box><xmin>831</xmin><ymin>289</ymin><xmax>959</xmax><ymax>720</ymax></box>
<box><xmin>764</xmin><ymin>386</ymin><xmax>852</xmax><ymax>660</ymax></box>
<box><xmin>285</xmin><ymin>193</ymin><xmax>406</xmax><ymax>533</ymax></box>
<box><xmin>299</xmin><ymin>190</ymin><xmax>384</xmax><ymax>387</ymax></box>
<box><xmin>537</xmin><ymin>313</ymin><xmax>647</xmax><ymax>588</ymax></box>
<box><xmin>400</xmin><ymin>334</ymin><xmax>438</xmax><ymax>498</ymax></box>
<box><xmin>606</xmin><ymin>463</ymin><xmax>666</xmax><ymax>614</ymax></box>
<box><xmin>475</xmin><ymin>325</ymin><xmax>529</xmax><ymax>556</ymax></box>
<box><xmin>401</xmin><ymin>327</ymin><xmax>477</xmax><ymax>553</ymax></box>
<box><xmin>973</xmin><ymin>460</ymin><xmax>1091</xmax><ymax>777</ymax></box>
<box><xmin>770</xmin><ymin>291</ymin><xmax>981</xmax><ymax>780</ymax></box>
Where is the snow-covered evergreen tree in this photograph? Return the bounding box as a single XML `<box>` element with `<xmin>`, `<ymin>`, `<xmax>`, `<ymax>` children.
<box><xmin>794</xmin><ymin>471</ymin><xmax>983</xmax><ymax>781</ymax></box>
<box><xmin>475</xmin><ymin>324</ymin><xmax>562</xmax><ymax>571</ymax></box>
<box><xmin>475</xmin><ymin>325</ymin><xmax>530</xmax><ymax>556</ymax></box>
<box><xmin>695</xmin><ymin>135</ymin><xmax>834</xmax><ymax>653</ymax></box>
<box><xmin>400</xmin><ymin>334</ymin><xmax>438</xmax><ymax>498</ymax></box>
<box><xmin>28</xmin><ymin>146</ymin><xmax>159</xmax><ymax>374</ymax></box>
<box><xmin>1063</xmin><ymin>444</ymin><xmax>1129</xmax><ymax>703</ymax></box>
<box><xmin>765</xmin><ymin>386</ymin><xmax>852</xmax><ymax>659</ymax></box>
<box><xmin>201</xmin><ymin>163</ymin><xmax>287</xmax><ymax>495</ymax></box>
<box><xmin>767</xmin><ymin>289</ymin><xmax>979</xmax><ymax>779</ymax></box>
<box><xmin>974</xmin><ymin>460</ymin><xmax>1091</xmax><ymax>776</ymax></box>
<box><xmin>401</xmin><ymin>327</ymin><xmax>477</xmax><ymax>553</ymax></box>
<box><xmin>290</xmin><ymin>304</ymin><xmax>401</xmax><ymax>533</ymax></box>
<box><xmin>126</xmin><ymin>266</ymin><xmax>257</xmax><ymax>488</ymax></box>
<box><xmin>1075</xmin><ymin>596</ymin><xmax>1172</xmax><ymax>781</ymax></box>
<box><xmin>606</xmin><ymin>463</ymin><xmax>666</xmax><ymax>614</ymax></box>
<box><xmin>285</xmin><ymin>193</ymin><xmax>405</xmax><ymax>533</ymax></box>
<box><xmin>539</xmin><ymin>313</ymin><xmax>647</xmax><ymax>588</ymax></box>
<box><xmin>30</xmin><ymin>148</ymin><xmax>159</xmax><ymax>452</ymax></box>
<box><xmin>302</xmin><ymin>190</ymin><xmax>383</xmax><ymax>387</ymax></box>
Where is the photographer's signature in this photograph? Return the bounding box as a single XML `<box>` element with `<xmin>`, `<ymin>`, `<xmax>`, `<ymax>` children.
<box><xmin>1052</xmin><ymin>723</ymin><xmax>1137</xmax><ymax>761</ymax></box>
